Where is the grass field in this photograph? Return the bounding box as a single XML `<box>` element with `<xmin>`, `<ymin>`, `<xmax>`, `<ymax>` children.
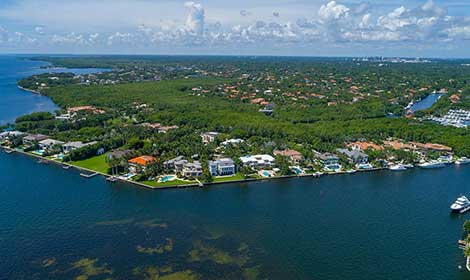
<box><xmin>72</xmin><ymin>154</ymin><xmax>109</xmax><ymax>174</ymax></box>
<box><xmin>212</xmin><ymin>173</ymin><xmax>246</xmax><ymax>183</ymax></box>
<box><xmin>141</xmin><ymin>179</ymin><xmax>196</xmax><ymax>188</ymax></box>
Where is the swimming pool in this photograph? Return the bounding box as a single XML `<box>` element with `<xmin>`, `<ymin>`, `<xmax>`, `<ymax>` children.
<box><xmin>159</xmin><ymin>175</ymin><xmax>176</xmax><ymax>183</ymax></box>
<box><xmin>293</xmin><ymin>167</ymin><xmax>302</xmax><ymax>174</ymax></box>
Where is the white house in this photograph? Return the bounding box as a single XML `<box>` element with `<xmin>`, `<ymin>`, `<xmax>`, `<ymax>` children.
<box><xmin>62</xmin><ymin>141</ymin><xmax>97</xmax><ymax>153</ymax></box>
<box><xmin>239</xmin><ymin>154</ymin><xmax>275</xmax><ymax>169</ymax></box>
<box><xmin>0</xmin><ymin>131</ymin><xmax>24</xmax><ymax>140</ymax></box>
<box><xmin>221</xmin><ymin>139</ymin><xmax>245</xmax><ymax>146</ymax></box>
<box><xmin>209</xmin><ymin>158</ymin><xmax>236</xmax><ymax>176</ymax></box>
<box><xmin>182</xmin><ymin>161</ymin><xmax>203</xmax><ymax>177</ymax></box>
<box><xmin>39</xmin><ymin>139</ymin><xmax>65</xmax><ymax>150</ymax></box>
<box><xmin>201</xmin><ymin>132</ymin><xmax>219</xmax><ymax>144</ymax></box>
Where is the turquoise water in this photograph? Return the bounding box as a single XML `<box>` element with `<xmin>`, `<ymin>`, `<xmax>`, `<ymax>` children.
<box><xmin>2</xmin><ymin>56</ymin><xmax>470</xmax><ymax>279</ymax></box>
<box><xmin>161</xmin><ymin>175</ymin><xmax>174</xmax><ymax>182</ymax></box>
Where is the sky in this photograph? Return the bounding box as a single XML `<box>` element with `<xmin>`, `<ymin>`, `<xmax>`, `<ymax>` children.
<box><xmin>0</xmin><ymin>0</ymin><xmax>470</xmax><ymax>57</ymax></box>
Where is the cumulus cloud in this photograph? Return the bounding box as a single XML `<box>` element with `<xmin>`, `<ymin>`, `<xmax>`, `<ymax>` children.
<box><xmin>318</xmin><ymin>1</ymin><xmax>349</xmax><ymax>23</ymax></box>
<box><xmin>184</xmin><ymin>1</ymin><xmax>205</xmax><ymax>36</ymax></box>
<box><xmin>1</xmin><ymin>0</ymin><xmax>469</xmax><ymax>53</ymax></box>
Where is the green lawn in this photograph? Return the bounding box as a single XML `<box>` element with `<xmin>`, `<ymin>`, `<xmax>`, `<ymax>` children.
<box><xmin>72</xmin><ymin>154</ymin><xmax>109</xmax><ymax>174</ymax></box>
<box><xmin>141</xmin><ymin>179</ymin><xmax>195</xmax><ymax>188</ymax></box>
<box><xmin>212</xmin><ymin>173</ymin><xmax>246</xmax><ymax>183</ymax></box>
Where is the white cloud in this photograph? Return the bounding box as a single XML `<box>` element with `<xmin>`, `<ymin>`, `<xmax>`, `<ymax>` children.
<box><xmin>0</xmin><ymin>0</ymin><xmax>469</xmax><ymax>54</ymax></box>
<box><xmin>184</xmin><ymin>2</ymin><xmax>205</xmax><ymax>36</ymax></box>
<box><xmin>318</xmin><ymin>1</ymin><xmax>350</xmax><ymax>23</ymax></box>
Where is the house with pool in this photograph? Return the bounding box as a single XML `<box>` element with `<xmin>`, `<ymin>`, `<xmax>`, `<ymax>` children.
<box><xmin>316</xmin><ymin>152</ymin><xmax>342</xmax><ymax>172</ymax></box>
<box><xmin>240</xmin><ymin>154</ymin><xmax>275</xmax><ymax>169</ymax></box>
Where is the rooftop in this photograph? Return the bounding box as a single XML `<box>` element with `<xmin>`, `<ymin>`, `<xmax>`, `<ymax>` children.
<box><xmin>128</xmin><ymin>155</ymin><xmax>157</xmax><ymax>166</ymax></box>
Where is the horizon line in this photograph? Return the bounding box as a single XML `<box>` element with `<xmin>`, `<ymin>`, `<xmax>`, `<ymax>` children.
<box><xmin>2</xmin><ymin>53</ymin><xmax>470</xmax><ymax>60</ymax></box>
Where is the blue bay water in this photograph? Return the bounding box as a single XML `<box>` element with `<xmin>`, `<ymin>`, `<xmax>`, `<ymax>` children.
<box><xmin>411</xmin><ymin>93</ymin><xmax>443</xmax><ymax>113</ymax></box>
<box><xmin>1</xmin><ymin>56</ymin><xmax>470</xmax><ymax>279</ymax></box>
<box><xmin>0</xmin><ymin>55</ymin><xmax>109</xmax><ymax>125</ymax></box>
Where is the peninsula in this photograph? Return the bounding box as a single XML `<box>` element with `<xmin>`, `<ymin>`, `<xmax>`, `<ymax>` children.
<box><xmin>2</xmin><ymin>56</ymin><xmax>470</xmax><ymax>189</ymax></box>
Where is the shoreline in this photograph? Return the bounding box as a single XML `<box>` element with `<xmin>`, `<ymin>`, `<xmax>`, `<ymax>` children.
<box><xmin>1</xmin><ymin>145</ymin><xmax>404</xmax><ymax>191</ymax></box>
<box><xmin>17</xmin><ymin>85</ymin><xmax>42</xmax><ymax>95</ymax></box>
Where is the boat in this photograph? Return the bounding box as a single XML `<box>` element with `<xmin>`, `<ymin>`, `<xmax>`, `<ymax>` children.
<box><xmin>456</xmin><ymin>157</ymin><xmax>470</xmax><ymax>165</ymax></box>
<box><xmin>106</xmin><ymin>176</ymin><xmax>119</xmax><ymax>182</ymax></box>
<box><xmin>62</xmin><ymin>165</ymin><xmax>71</xmax><ymax>170</ymax></box>
<box><xmin>346</xmin><ymin>170</ymin><xmax>356</xmax><ymax>174</ymax></box>
<box><xmin>418</xmin><ymin>161</ymin><xmax>445</xmax><ymax>169</ymax></box>
<box><xmin>450</xmin><ymin>196</ymin><xmax>470</xmax><ymax>213</ymax></box>
<box><xmin>389</xmin><ymin>164</ymin><xmax>407</xmax><ymax>171</ymax></box>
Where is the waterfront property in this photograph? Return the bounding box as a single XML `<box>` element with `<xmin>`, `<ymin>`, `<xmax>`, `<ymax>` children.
<box><xmin>0</xmin><ymin>130</ymin><xmax>24</xmax><ymax>140</ymax></box>
<box><xmin>22</xmin><ymin>134</ymin><xmax>49</xmax><ymax>146</ymax></box>
<box><xmin>128</xmin><ymin>155</ymin><xmax>157</xmax><ymax>173</ymax></box>
<box><xmin>336</xmin><ymin>148</ymin><xmax>369</xmax><ymax>164</ymax></box>
<box><xmin>240</xmin><ymin>154</ymin><xmax>275</xmax><ymax>169</ymax></box>
<box><xmin>181</xmin><ymin>161</ymin><xmax>203</xmax><ymax>178</ymax></box>
<box><xmin>273</xmin><ymin>149</ymin><xmax>303</xmax><ymax>164</ymax></box>
<box><xmin>38</xmin><ymin>139</ymin><xmax>65</xmax><ymax>151</ymax></box>
<box><xmin>315</xmin><ymin>152</ymin><xmax>341</xmax><ymax>171</ymax></box>
<box><xmin>209</xmin><ymin>158</ymin><xmax>236</xmax><ymax>176</ymax></box>
<box><xmin>62</xmin><ymin>141</ymin><xmax>98</xmax><ymax>153</ymax></box>
<box><xmin>163</xmin><ymin>156</ymin><xmax>186</xmax><ymax>173</ymax></box>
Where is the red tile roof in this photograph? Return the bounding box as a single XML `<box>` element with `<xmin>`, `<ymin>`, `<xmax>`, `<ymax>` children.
<box><xmin>128</xmin><ymin>156</ymin><xmax>156</xmax><ymax>166</ymax></box>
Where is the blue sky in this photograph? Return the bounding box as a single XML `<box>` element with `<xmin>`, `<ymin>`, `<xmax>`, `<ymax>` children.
<box><xmin>0</xmin><ymin>0</ymin><xmax>470</xmax><ymax>57</ymax></box>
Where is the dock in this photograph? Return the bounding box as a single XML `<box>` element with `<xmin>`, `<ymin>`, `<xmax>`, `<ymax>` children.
<box><xmin>195</xmin><ymin>179</ymin><xmax>204</xmax><ymax>187</ymax></box>
<box><xmin>458</xmin><ymin>240</ymin><xmax>467</xmax><ymax>250</ymax></box>
<box><xmin>79</xmin><ymin>172</ymin><xmax>99</xmax><ymax>178</ymax></box>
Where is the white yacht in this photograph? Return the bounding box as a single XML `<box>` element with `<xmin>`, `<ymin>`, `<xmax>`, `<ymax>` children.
<box><xmin>389</xmin><ymin>164</ymin><xmax>407</xmax><ymax>171</ymax></box>
<box><xmin>418</xmin><ymin>161</ymin><xmax>445</xmax><ymax>169</ymax></box>
<box><xmin>450</xmin><ymin>196</ymin><xmax>470</xmax><ymax>213</ymax></box>
<box><xmin>456</xmin><ymin>157</ymin><xmax>470</xmax><ymax>165</ymax></box>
